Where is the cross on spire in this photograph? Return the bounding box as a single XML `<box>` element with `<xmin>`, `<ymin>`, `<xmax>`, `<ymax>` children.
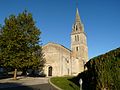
<box><xmin>76</xmin><ymin>0</ymin><xmax>78</xmax><ymax>8</ymax></box>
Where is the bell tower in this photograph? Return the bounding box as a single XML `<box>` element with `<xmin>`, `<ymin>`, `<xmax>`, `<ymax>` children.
<box><xmin>71</xmin><ymin>8</ymin><xmax>88</xmax><ymax>73</ymax></box>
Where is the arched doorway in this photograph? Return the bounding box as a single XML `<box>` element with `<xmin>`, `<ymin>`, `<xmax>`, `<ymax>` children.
<box><xmin>48</xmin><ymin>66</ymin><xmax>52</xmax><ymax>76</ymax></box>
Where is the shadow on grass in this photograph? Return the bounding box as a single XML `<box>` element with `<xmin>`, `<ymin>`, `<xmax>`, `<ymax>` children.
<box><xmin>69</xmin><ymin>83</ymin><xmax>76</xmax><ymax>90</ymax></box>
<box><xmin>68</xmin><ymin>73</ymin><xmax>82</xmax><ymax>87</ymax></box>
<box><xmin>68</xmin><ymin>71</ymin><xmax>96</xmax><ymax>90</ymax></box>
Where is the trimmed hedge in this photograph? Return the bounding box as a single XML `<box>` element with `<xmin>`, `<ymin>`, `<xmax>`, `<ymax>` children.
<box><xmin>77</xmin><ymin>47</ymin><xmax>120</xmax><ymax>90</ymax></box>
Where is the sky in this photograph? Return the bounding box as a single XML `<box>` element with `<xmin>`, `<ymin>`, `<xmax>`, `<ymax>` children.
<box><xmin>0</xmin><ymin>0</ymin><xmax>120</xmax><ymax>59</ymax></box>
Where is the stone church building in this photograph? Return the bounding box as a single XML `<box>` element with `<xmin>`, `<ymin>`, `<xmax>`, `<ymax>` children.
<box><xmin>42</xmin><ymin>8</ymin><xmax>88</xmax><ymax>77</ymax></box>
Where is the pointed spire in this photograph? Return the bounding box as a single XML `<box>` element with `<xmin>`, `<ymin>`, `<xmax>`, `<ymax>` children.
<box><xmin>75</xmin><ymin>8</ymin><xmax>81</xmax><ymax>22</ymax></box>
<box><xmin>72</xmin><ymin>8</ymin><xmax>84</xmax><ymax>33</ymax></box>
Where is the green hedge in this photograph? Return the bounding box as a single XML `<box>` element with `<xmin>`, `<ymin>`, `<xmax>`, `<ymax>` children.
<box><xmin>77</xmin><ymin>47</ymin><xmax>120</xmax><ymax>90</ymax></box>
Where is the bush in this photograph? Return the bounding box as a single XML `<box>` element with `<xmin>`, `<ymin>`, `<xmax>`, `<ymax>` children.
<box><xmin>76</xmin><ymin>47</ymin><xmax>120</xmax><ymax>90</ymax></box>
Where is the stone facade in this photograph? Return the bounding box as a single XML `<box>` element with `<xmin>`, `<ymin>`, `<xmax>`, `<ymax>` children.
<box><xmin>42</xmin><ymin>43</ymin><xmax>71</xmax><ymax>76</ymax></box>
<box><xmin>42</xmin><ymin>8</ymin><xmax>88</xmax><ymax>77</ymax></box>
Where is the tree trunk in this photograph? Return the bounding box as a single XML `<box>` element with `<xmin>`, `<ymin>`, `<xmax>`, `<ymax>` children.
<box><xmin>13</xmin><ymin>68</ymin><xmax>17</xmax><ymax>80</ymax></box>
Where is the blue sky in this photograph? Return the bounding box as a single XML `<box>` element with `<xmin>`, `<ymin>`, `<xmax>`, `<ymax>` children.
<box><xmin>0</xmin><ymin>0</ymin><xmax>120</xmax><ymax>59</ymax></box>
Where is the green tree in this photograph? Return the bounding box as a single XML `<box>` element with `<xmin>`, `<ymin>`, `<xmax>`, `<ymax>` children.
<box><xmin>0</xmin><ymin>11</ymin><xmax>45</xmax><ymax>79</ymax></box>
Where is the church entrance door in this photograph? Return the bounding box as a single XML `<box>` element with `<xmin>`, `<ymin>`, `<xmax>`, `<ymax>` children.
<box><xmin>48</xmin><ymin>66</ymin><xmax>52</xmax><ymax>76</ymax></box>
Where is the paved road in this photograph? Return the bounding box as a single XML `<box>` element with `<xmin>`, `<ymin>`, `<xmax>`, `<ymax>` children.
<box><xmin>0</xmin><ymin>84</ymin><xmax>57</xmax><ymax>90</ymax></box>
<box><xmin>0</xmin><ymin>77</ymin><xmax>57</xmax><ymax>90</ymax></box>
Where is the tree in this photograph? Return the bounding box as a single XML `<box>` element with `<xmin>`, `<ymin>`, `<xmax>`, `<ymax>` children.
<box><xmin>0</xmin><ymin>11</ymin><xmax>45</xmax><ymax>79</ymax></box>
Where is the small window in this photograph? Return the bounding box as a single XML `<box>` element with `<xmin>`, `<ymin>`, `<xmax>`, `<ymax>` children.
<box><xmin>77</xmin><ymin>35</ymin><xmax>79</xmax><ymax>41</ymax></box>
<box><xmin>76</xmin><ymin>47</ymin><xmax>79</xmax><ymax>51</ymax></box>
<box><xmin>75</xmin><ymin>36</ymin><xmax>77</xmax><ymax>41</ymax></box>
<box><xmin>76</xmin><ymin>26</ymin><xmax>78</xmax><ymax>31</ymax></box>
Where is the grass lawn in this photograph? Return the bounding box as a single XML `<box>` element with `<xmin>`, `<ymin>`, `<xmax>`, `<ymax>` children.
<box><xmin>50</xmin><ymin>76</ymin><xmax>80</xmax><ymax>90</ymax></box>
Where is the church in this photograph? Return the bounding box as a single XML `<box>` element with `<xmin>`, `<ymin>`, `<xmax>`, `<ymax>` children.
<box><xmin>42</xmin><ymin>8</ymin><xmax>88</xmax><ymax>77</ymax></box>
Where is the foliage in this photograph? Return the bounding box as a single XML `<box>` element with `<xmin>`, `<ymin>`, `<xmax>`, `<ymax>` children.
<box><xmin>50</xmin><ymin>76</ymin><xmax>79</xmax><ymax>90</ymax></box>
<box><xmin>77</xmin><ymin>47</ymin><xmax>120</xmax><ymax>90</ymax></box>
<box><xmin>0</xmin><ymin>11</ymin><xmax>45</xmax><ymax>72</ymax></box>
